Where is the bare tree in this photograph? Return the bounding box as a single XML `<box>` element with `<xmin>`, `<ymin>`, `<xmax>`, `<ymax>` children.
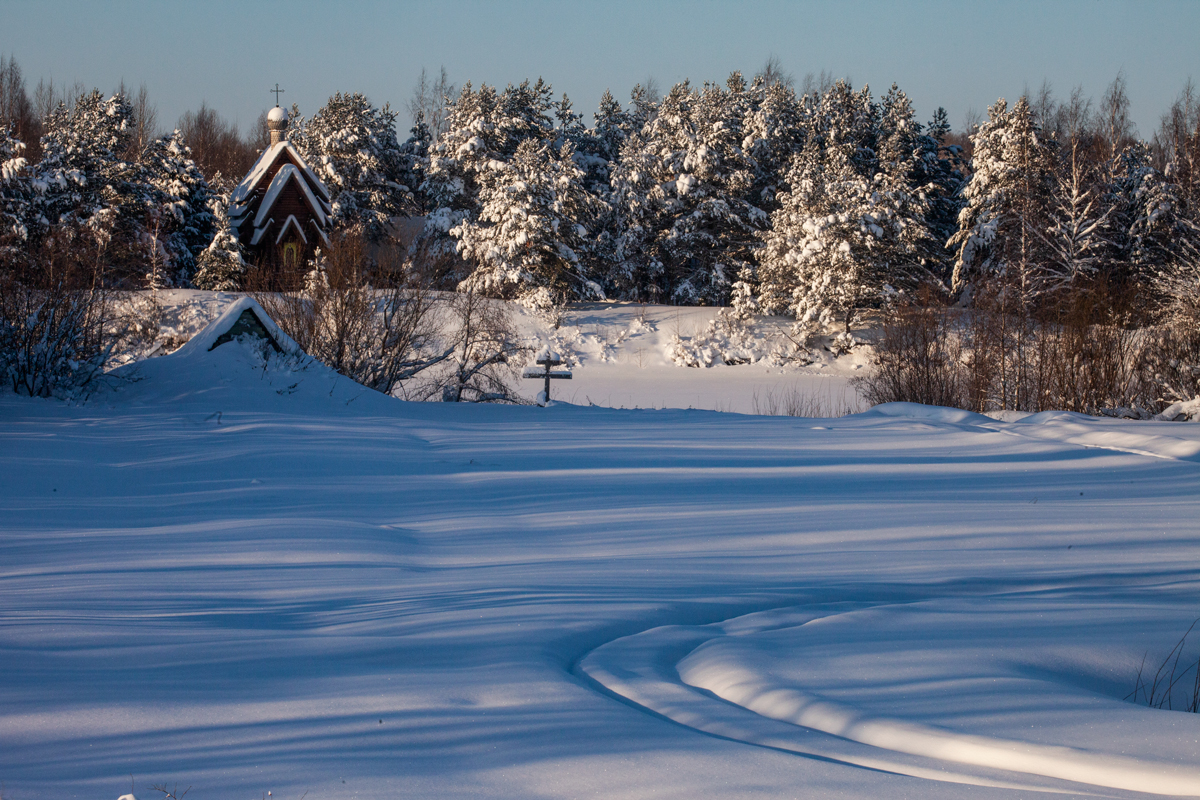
<box><xmin>800</xmin><ymin>70</ymin><xmax>838</xmax><ymax>97</ymax></box>
<box><xmin>178</xmin><ymin>103</ymin><xmax>257</xmax><ymax>187</ymax></box>
<box><xmin>639</xmin><ymin>75</ymin><xmax>662</xmax><ymax>105</ymax></box>
<box><xmin>1099</xmin><ymin>72</ymin><xmax>1135</xmax><ymax>165</ymax></box>
<box><xmin>407</xmin><ymin>66</ymin><xmax>456</xmax><ymax>142</ymax></box>
<box><xmin>32</xmin><ymin>77</ymin><xmax>85</xmax><ymax>121</ymax></box>
<box><xmin>118</xmin><ymin>80</ymin><xmax>158</xmax><ymax>159</ymax></box>
<box><xmin>1154</xmin><ymin>80</ymin><xmax>1200</xmax><ymax>205</ymax></box>
<box><xmin>756</xmin><ymin>54</ymin><xmax>793</xmax><ymax>88</ymax></box>
<box><xmin>961</xmin><ymin>106</ymin><xmax>983</xmax><ymax>135</ymax></box>
<box><xmin>247</xmin><ymin>109</ymin><xmax>271</xmax><ymax>153</ymax></box>
<box><xmin>0</xmin><ymin>55</ymin><xmax>38</xmax><ymax>157</ymax></box>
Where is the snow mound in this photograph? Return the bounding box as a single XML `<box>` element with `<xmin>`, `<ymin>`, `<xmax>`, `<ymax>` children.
<box><xmin>1157</xmin><ymin>397</ymin><xmax>1200</xmax><ymax>422</ymax></box>
<box><xmin>1005</xmin><ymin>410</ymin><xmax>1200</xmax><ymax>462</ymax></box>
<box><xmin>865</xmin><ymin>402</ymin><xmax>994</xmax><ymax>426</ymax></box>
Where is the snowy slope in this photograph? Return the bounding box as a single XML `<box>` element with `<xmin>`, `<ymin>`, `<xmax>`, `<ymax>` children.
<box><xmin>3</xmin><ymin>301</ymin><xmax>1200</xmax><ymax>799</ymax></box>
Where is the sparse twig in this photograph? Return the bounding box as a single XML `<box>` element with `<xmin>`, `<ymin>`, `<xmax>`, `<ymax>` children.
<box><xmin>149</xmin><ymin>783</ymin><xmax>190</xmax><ymax>800</ymax></box>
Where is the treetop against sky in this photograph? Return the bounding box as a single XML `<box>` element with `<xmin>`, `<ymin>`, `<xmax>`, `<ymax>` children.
<box><xmin>2</xmin><ymin>0</ymin><xmax>1196</xmax><ymax>137</ymax></box>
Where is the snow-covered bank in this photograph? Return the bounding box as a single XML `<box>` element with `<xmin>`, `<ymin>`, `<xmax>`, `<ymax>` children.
<box><xmin>3</xmin><ymin>310</ymin><xmax>1200</xmax><ymax>799</ymax></box>
<box><xmin>119</xmin><ymin>291</ymin><xmax>867</xmax><ymax>414</ymax></box>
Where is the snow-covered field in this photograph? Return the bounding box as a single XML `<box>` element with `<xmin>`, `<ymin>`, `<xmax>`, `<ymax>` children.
<box><xmin>4</xmin><ymin>295</ymin><xmax>1200</xmax><ymax>799</ymax></box>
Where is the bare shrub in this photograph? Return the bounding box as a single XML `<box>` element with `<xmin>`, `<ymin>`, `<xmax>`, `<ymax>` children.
<box><xmin>1136</xmin><ymin>324</ymin><xmax>1200</xmax><ymax>409</ymax></box>
<box><xmin>0</xmin><ymin>223</ymin><xmax>119</xmax><ymax>397</ymax></box>
<box><xmin>852</xmin><ymin>301</ymin><xmax>965</xmax><ymax>409</ymax></box>
<box><xmin>251</xmin><ymin>230</ymin><xmax>449</xmax><ymax>396</ymax></box>
<box><xmin>1139</xmin><ymin>242</ymin><xmax>1200</xmax><ymax>409</ymax></box>
<box><xmin>857</xmin><ymin>278</ymin><xmax>1153</xmax><ymax>415</ymax></box>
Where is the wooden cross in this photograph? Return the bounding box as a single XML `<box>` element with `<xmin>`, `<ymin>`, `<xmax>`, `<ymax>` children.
<box><xmin>270</xmin><ymin>83</ymin><xmax>285</xmax><ymax>105</ymax></box>
<box><xmin>523</xmin><ymin>352</ymin><xmax>572</xmax><ymax>405</ymax></box>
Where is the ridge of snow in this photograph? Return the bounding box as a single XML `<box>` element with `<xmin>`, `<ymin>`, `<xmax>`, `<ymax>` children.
<box><xmin>1001</xmin><ymin>410</ymin><xmax>1200</xmax><ymax>462</ymax></box>
<box><xmin>865</xmin><ymin>402</ymin><xmax>994</xmax><ymax>426</ymax></box>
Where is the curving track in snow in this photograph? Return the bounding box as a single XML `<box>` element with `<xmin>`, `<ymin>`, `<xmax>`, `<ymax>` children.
<box><xmin>580</xmin><ymin>599</ymin><xmax>1200</xmax><ymax>797</ymax></box>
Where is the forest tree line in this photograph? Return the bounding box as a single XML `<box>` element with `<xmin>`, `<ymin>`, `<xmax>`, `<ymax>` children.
<box><xmin>2</xmin><ymin>55</ymin><xmax>1200</xmax><ymax>410</ymax></box>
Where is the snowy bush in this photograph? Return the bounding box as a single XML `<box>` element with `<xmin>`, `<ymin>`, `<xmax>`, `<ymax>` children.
<box><xmin>0</xmin><ymin>225</ymin><xmax>118</xmax><ymax>397</ymax></box>
<box><xmin>665</xmin><ymin>309</ymin><xmax>763</xmax><ymax>367</ymax></box>
<box><xmin>253</xmin><ymin>230</ymin><xmax>448</xmax><ymax>397</ymax></box>
<box><xmin>431</xmin><ymin>287</ymin><xmax>527</xmax><ymax>403</ymax></box>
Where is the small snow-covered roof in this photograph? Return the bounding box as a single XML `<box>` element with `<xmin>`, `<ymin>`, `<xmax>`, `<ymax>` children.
<box><xmin>253</xmin><ymin>164</ymin><xmax>328</xmax><ymax>229</ymax></box>
<box><xmin>230</xmin><ymin>141</ymin><xmax>329</xmax><ymax>206</ymax></box>
<box><xmin>267</xmin><ymin>106</ymin><xmax>288</xmax><ymax>124</ymax></box>
<box><xmin>171</xmin><ymin>297</ymin><xmax>300</xmax><ymax>358</ymax></box>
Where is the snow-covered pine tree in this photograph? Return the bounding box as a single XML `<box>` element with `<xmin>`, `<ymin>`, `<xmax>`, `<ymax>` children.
<box><xmin>451</xmin><ymin>137</ymin><xmax>602</xmax><ymax>312</ymax></box>
<box><xmin>0</xmin><ymin>125</ymin><xmax>30</xmax><ymax>251</ymax></box>
<box><xmin>609</xmin><ymin>75</ymin><xmax>768</xmax><ymax>306</ymax></box>
<box><xmin>949</xmin><ymin>96</ymin><xmax>1057</xmax><ymax>300</ymax></box>
<box><xmin>289</xmin><ymin>92</ymin><xmax>411</xmax><ymax>239</ymax></box>
<box><xmin>874</xmin><ymin>84</ymin><xmax>938</xmax><ymax>293</ymax></box>
<box><xmin>1110</xmin><ymin>142</ymin><xmax>1199</xmax><ymax>291</ymax></box>
<box><xmin>192</xmin><ymin>193</ymin><xmax>248</xmax><ymax>291</ymax></box>
<box><xmin>754</xmin><ymin>81</ymin><xmax>930</xmax><ymax>332</ymax></box>
<box><xmin>606</xmin><ymin>123</ymin><xmax>665</xmax><ymax>301</ymax></box>
<box><xmin>139</xmin><ymin>129</ymin><xmax>214</xmax><ymax>285</ymax></box>
<box><xmin>592</xmin><ymin>89</ymin><xmax>632</xmax><ymax>170</ymax></box>
<box><xmin>627</xmin><ymin>82</ymin><xmax>659</xmax><ymax>133</ymax></box>
<box><xmin>421</xmin><ymin>80</ymin><xmax>560</xmax><ymax>283</ymax></box>
<box><xmin>34</xmin><ymin>91</ymin><xmax>140</xmax><ymax>245</ymax></box>
<box><xmin>739</xmin><ymin>76</ymin><xmax>806</xmax><ymax>211</ymax></box>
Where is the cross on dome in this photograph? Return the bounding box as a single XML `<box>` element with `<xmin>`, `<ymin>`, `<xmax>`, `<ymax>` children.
<box><xmin>270</xmin><ymin>83</ymin><xmax>285</xmax><ymax>106</ymax></box>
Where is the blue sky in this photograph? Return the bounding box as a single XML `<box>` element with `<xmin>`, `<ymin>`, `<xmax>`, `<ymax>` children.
<box><xmin>2</xmin><ymin>0</ymin><xmax>1197</xmax><ymax>139</ymax></box>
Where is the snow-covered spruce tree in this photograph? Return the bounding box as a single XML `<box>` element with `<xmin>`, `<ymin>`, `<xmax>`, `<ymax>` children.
<box><xmin>910</xmin><ymin>107</ymin><xmax>966</xmax><ymax>280</ymax></box>
<box><xmin>398</xmin><ymin>115</ymin><xmax>433</xmax><ymax>213</ymax></box>
<box><xmin>139</xmin><ymin>129</ymin><xmax>215</xmax><ymax>285</ymax></box>
<box><xmin>949</xmin><ymin>96</ymin><xmax>1057</xmax><ymax>300</ymax></box>
<box><xmin>452</xmin><ymin>137</ymin><xmax>603</xmax><ymax>314</ymax></box>
<box><xmin>192</xmin><ymin>193</ymin><xmax>247</xmax><ymax>291</ymax></box>
<box><xmin>1107</xmin><ymin>142</ymin><xmax>1199</xmax><ymax>292</ymax></box>
<box><xmin>289</xmin><ymin>92</ymin><xmax>412</xmax><ymax>239</ymax></box>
